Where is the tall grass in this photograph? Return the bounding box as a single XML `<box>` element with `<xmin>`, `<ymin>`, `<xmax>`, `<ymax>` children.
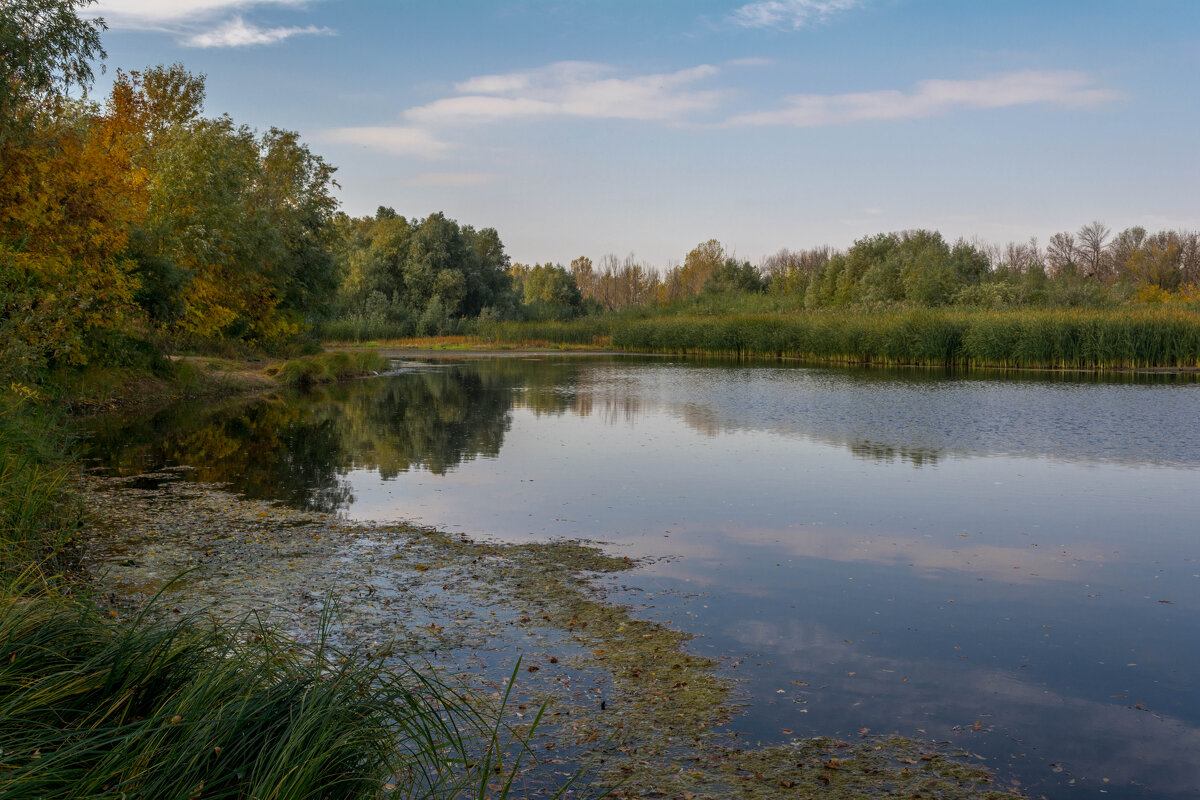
<box><xmin>0</xmin><ymin>593</ymin><xmax>540</xmax><ymax>800</ymax></box>
<box><xmin>479</xmin><ymin>308</ymin><xmax>1200</xmax><ymax>369</ymax></box>
<box><xmin>0</xmin><ymin>398</ymin><xmax>78</xmax><ymax>586</ymax></box>
<box><xmin>319</xmin><ymin>317</ymin><xmax>418</xmax><ymax>343</ymax></box>
<box><xmin>477</xmin><ymin>318</ymin><xmax>613</xmax><ymax>348</ymax></box>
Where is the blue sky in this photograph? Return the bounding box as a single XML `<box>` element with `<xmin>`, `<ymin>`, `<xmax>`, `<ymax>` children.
<box><xmin>87</xmin><ymin>0</ymin><xmax>1200</xmax><ymax>267</ymax></box>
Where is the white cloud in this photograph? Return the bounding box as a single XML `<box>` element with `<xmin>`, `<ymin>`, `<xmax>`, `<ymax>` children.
<box><xmin>728</xmin><ymin>70</ymin><xmax>1124</xmax><ymax>126</ymax></box>
<box><xmin>406</xmin><ymin>61</ymin><xmax>724</xmax><ymax>125</ymax></box>
<box><xmin>320</xmin><ymin>126</ymin><xmax>453</xmax><ymax>159</ymax></box>
<box><xmin>318</xmin><ymin>62</ymin><xmax>723</xmax><ymax>162</ymax></box>
<box><xmin>89</xmin><ymin>0</ymin><xmax>309</xmax><ymax>27</ymax></box>
<box><xmin>404</xmin><ymin>172</ymin><xmax>498</xmax><ymax>188</ymax></box>
<box><xmin>88</xmin><ymin>1</ymin><xmax>332</xmax><ymax>48</ymax></box>
<box><xmin>729</xmin><ymin>0</ymin><xmax>862</xmax><ymax>30</ymax></box>
<box><xmin>185</xmin><ymin>16</ymin><xmax>331</xmax><ymax>48</ymax></box>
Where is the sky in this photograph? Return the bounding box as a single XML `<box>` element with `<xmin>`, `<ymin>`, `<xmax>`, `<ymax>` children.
<box><xmin>85</xmin><ymin>0</ymin><xmax>1200</xmax><ymax>268</ymax></box>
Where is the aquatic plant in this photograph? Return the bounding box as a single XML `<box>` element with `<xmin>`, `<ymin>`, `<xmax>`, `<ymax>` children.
<box><xmin>480</xmin><ymin>308</ymin><xmax>1200</xmax><ymax>369</ymax></box>
<box><xmin>270</xmin><ymin>350</ymin><xmax>391</xmax><ymax>388</ymax></box>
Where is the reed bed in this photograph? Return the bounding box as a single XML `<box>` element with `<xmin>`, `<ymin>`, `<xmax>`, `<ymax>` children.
<box><xmin>0</xmin><ymin>401</ymin><xmax>78</xmax><ymax>585</ymax></box>
<box><xmin>477</xmin><ymin>319</ymin><xmax>613</xmax><ymax>348</ymax></box>
<box><xmin>318</xmin><ymin>318</ymin><xmax>415</xmax><ymax>343</ymax></box>
<box><xmin>491</xmin><ymin>308</ymin><xmax>1200</xmax><ymax>369</ymax></box>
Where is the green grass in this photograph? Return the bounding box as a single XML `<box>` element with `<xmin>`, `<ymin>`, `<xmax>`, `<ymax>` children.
<box><xmin>480</xmin><ymin>307</ymin><xmax>1200</xmax><ymax>369</ymax></box>
<box><xmin>0</xmin><ymin>398</ymin><xmax>79</xmax><ymax>587</ymax></box>
<box><xmin>270</xmin><ymin>351</ymin><xmax>391</xmax><ymax>388</ymax></box>
<box><xmin>0</xmin><ymin>591</ymin><xmax>547</xmax><ymax>800</ymax></box>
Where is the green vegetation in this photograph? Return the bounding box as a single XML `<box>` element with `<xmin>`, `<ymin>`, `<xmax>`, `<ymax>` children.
<box><xmin>609</xmin><ymin>307</ymin><xmax>1200</xmax><ymax>369</ymax></box>
<box><xmin>0</xmin><ymin>2</ymin><xmax>1190</xmax><ymax>796</ymax></box>
<box><xmin>0</xmin><ymin>394</ymin><xmax>568</xmax><ymax>799</ymax></box>
<box><xmin>0</xmin><ymin>7</ymin><xmax>548</xmax><ymax>786</ymax></box>
<box><xmin>0</xmin><ymin>397</ymin><xmax>78</xmax><ymax>586</ymax></box>
<box><xmin>0</xmin><ymin>595</ymin><xmax>481</xmax><ymax>800</ymax></box>
<box><xmin>269</xmin><ymin>350</ymin><xmax>391</xmax><ymax>388</ymax></box>
<box><xmin>7</xmin><ymin>1</ymin><xmax>1195</xmax><ymax>375</ymax></box>
<box><xmin>322</xmin><ymin>229</ymin><xmax>1200</xmax><ymax>371</ymax></box>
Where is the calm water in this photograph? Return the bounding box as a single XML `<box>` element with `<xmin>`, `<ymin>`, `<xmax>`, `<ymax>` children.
<box><xmin>85</xmin><ymin>356</ymin><xmax>1200</xmax><ymax>799</ymax></box>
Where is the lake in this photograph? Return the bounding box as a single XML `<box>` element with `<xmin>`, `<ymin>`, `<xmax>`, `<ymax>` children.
<box><xmin>84</xmin><ymin>355</ymin><xmax>1200</xmax><ymax>799</ymax></box>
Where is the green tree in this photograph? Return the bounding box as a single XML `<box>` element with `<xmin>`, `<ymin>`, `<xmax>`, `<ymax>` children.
<box><xmin>0</xmin><ymin>0</ymin><xmax>105</xmax><ymax>138</ymax></box>
<box><xmin>522</xmin><ymin>263</ymin><xmax>582</xmax><ymax>319</ymax></box>
<box><xmin>332</xmin><ymin>211</ymin><xmax>516</xmax><ymax>332</ymax></box>
<box><xmin>704</xmin><ymin>259</ymin><xmax>763</xmax><ymax>294</ymax></box>
<box><xmin>845</xmin><ymin>233</ymin><xmax>900</xmax><ymax>305</ymax></box>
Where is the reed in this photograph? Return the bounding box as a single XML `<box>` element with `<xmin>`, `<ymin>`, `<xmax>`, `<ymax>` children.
<box><xmin>485</xmin><ymin>308</ymin><xmax>1200</xmax><ymax>369</ymax></box>
<box><xmin>477</xmin><ymin>318</ymin><xmax>613</xmax><ymax>348</ymax></box>
<box><xmin>319</xmin><ymin>317</ymin><xmax>416</xmax><ymax>343</ymax></box>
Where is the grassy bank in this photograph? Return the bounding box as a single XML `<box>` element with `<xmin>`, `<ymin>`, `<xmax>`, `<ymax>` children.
<box><xmin>463</xmin><ymin>307</ymin><xmax>1200</xmax><ymax>369</ymax></box>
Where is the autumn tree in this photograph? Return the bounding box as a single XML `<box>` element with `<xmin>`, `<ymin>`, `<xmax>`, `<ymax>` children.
<box><xmin>763</xmin><ymin>246</ymin><xmax>829</xmax><ymax>296</ymax></box>
<box><xmin>680</xmin><ymin>239</ymin><xmax>725</xmax><ymax>297</ymax></box>
<box><xmin>0</xmin><ymin>2</ymin><xmax>164</xmax><ymax>378</ymax></box>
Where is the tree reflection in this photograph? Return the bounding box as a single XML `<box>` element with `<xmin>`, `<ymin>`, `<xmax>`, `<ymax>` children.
<box><xmin>80</xmin><ymin>360</ymin><xmax>587</xmax><ymax>512</ymax></box>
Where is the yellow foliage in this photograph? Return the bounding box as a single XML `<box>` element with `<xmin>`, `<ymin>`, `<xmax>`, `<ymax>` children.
<box><xmin>0</xmin><ymin>90</ymin><xmax>150</xmax><ymax>369</ymax></box>
<box><xmin>1132</xmin><ymin>284</ymin><xmax>1170</xmax><ymax>304</ymax></box>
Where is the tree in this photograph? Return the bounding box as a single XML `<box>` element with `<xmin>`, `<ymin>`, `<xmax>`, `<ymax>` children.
<box><xmin>1129</xmin><ymin>231</ymin><xmax>1183</xmax><ymax>290</ymax></box>
<box><xmin>570</xmin><ymin>256</ymin><xmax>595</xmax><ymax>299</ymax></box>
<box><xmin>332</xmin><ymin>211</ymin><xmax>516</xmax><ymax>331</ymax></box>
<box><xmin>1046</xmin><ymin>231</ymin><xmax>1077</xmax><ymax>276</ymax></box>
<box><xmin>0</xmin><ymin>0</ymin><xmax>105</xmax><ymax>137</ymax></box>
<box><xmin>1</xmin><ymin>74</ymin><xmax>150</xmax><ymax>374</ymax></box>
<box><xmin>520</xmin><ymin>263</ymin><xmax>582</xmax><ymax>319</ymax></box>
<box><xmin>1076</xmin><ymin>221</ymin><xmax>1111</xmax><ymax>279</ymax></box>
<box><xmin>704</xmin><ymin>259</ymin><xmax>763</xmax><ymax>294</ymax></box>
<box><xmin>763</xmin><ymin>247</ymin><xmax>829</xmax><ymax>296</ymax></box>
<box><xmin>681</xmin><ymin>239</ymin><xmax>725</xmax><ymax>297</ymax></box>
<box><xmin>843</xmin><ymin>233</ymin><xmax>899</xmax><ymax>305</ymax></box>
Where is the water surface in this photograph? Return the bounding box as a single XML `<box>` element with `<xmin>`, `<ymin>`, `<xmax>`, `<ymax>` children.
<box><xmin>84</xmin><ymin>357</ymin><xmax>1200</xmax><ymax>799</ymax></box>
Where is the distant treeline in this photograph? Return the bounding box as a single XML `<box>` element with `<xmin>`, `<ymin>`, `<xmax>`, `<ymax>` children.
<box><xmin>550</xmin><ymin>223</ymin><xmax>1200</xmax><ymax>315</ymax></box>
<box><xmin>326</xmin><ymin>219</ymin><xmax>1200</xmax><ymax>344</ymax></box>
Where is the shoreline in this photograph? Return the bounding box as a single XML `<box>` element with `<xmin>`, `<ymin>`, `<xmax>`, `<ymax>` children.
<box><xmin>338</xmin><ymin>343</ymin><xmax>1200</xmax><ymax>377</ymax></box>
